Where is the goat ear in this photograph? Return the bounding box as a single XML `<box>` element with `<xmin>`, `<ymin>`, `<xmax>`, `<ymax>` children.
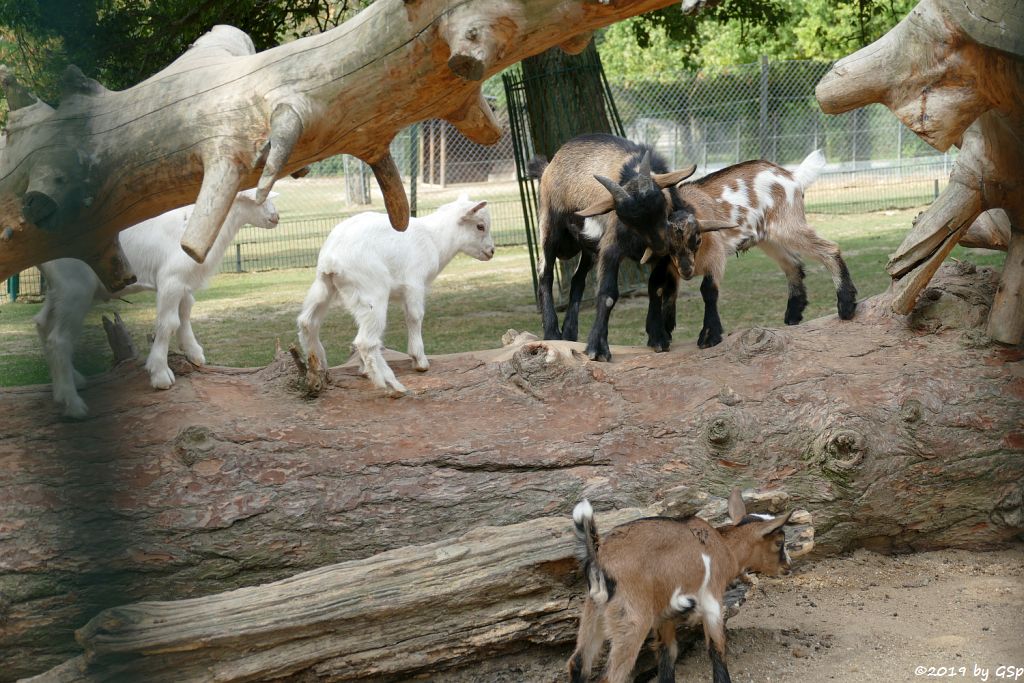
<box><xmin>727</xmin><ymin>487</ymin><xmax>746</xmax><ymax>524</ymax></box>
<box><xmin>698</xmin><ymin>219</ymin><xmax>736</xmax><ymax>233</ymax></box>
<box><xmin>759</xmin><ymin>510</ymin><xmax>795</xmax><ymax>537</ymax></box>
<box><xmin>467</xmin><ymin>201</ymin><xmax>487</xmax><ymax>215</ymax></box>
<box><xmin>652</xmin><ymin>164</ymin><xmax>696</xmax><ymax>188</ymax></box>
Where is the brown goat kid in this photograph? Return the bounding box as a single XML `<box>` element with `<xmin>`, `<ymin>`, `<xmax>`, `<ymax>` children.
<box><xmin>568</xmin><ymin>490</ymin><xmax>794</xmax><ymax>683</ymax></box>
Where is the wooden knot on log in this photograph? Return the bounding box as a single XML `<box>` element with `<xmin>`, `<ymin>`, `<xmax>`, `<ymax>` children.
<box><xmin>705</xmin><ymin>414</ymin><xmax>737</xmax><ymax>448</ymax></box>
<box><xmin>909</xmin><ymin>263</ymin><xmax>999</xmax><ymax>333</ymax></box>
<box><xmin>730</xmin><ymin>327</ymin><xmax>785</xmax><ymax>361</ymax></box>
<box><xmin>899</xmin><ymin>399</ymin><xmax>923</xmax><ymax>424</ymax></box>
<box><xmin>810</xmin><ymin>429</ymin><xmax>866</xmax><ymax>482</ymax></box>
<box><xmin>174</xmin><ymin>425</ymin><xmax>218</xmax><ymax>466</ymax></box>
<box><xmin>22</xmin><ymin>147</ymin><xmax>88</xmax><ymax>231</ymax></box>
<box><xmin>990</xmin><ymin>485</ymin><xmax>1023</xmax><ymax>529</ymax></box>
<box><xmin>499</xmin><ymin>342</ymin><xmax>591</xmax><ymax>397</ymax></box>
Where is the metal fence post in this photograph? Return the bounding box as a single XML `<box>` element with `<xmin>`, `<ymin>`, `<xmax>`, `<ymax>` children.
<box><xmin>6</xmin><ymin>274</ymin><xmax>18</xmax><ymax>303</ymax></box>
<box><xmin>759</xmin><ymin>55</ymin><xmax>769</xmax><ymax>160</ymax></box>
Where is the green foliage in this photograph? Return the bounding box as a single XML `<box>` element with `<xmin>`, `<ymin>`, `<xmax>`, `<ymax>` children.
<box><xmin>0</xmin><ymin>0</ymin><xmax>370</xmax><ymax>104</ymax></box>
<box><xmin>603</xmin><ymin>0</ymin><xmax>917</xmax><ymax>77</ymax></box>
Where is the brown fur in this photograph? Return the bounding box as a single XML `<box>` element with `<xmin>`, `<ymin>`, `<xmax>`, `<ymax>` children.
<box><xmin>568</xmin><ymin>489</ymin><xmax>793</xmax><ymax>683</ymax></box>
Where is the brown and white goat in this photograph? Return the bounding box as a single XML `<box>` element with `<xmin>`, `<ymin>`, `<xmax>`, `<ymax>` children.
<box><xmin>648</xmin><ymin>150</ymin><xmax>858</xmax><ymax>348</ymax></box>
<box><xmin>529</xmin><ymin>133</ymin><xmax>730</xmax><ymax>362</ymax></box>
<box><xmin>568</xmin><ymin>490</ymin><xmax>793</xmax><ymax>683</ymax></box>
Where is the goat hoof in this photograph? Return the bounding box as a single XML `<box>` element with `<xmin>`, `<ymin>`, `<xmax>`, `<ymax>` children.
<box><xmin>61</xmin><ymin>397</ymin><xmax>89</xmax><ymax>419</ymax></box>
<box><xmin>414</xmin><ymin>359</ymin><xmax>429</xmax><ymax>372</ymax></box>
<box><xmin>837</xmin><ymin>298</ymin><xmax>858</xmax><ymax>320</ymax></box>
<box><xmin>186</xmin><ymin>351</ymin><xmax>206</xmax><ymax>366</ymax></box>
<box><xmin>586</xmin><ymin>347</ymin><xmax>612</xmax><ymax>363</ymax></box>
<box><xmin>150</xmin><ymin>368</ymin><xmax>176</xmax><ymax>390</ymax></box>
<box><xmin>784</xmin><ymin>313</ymin><xmax>803</xmax><ymax>326</ymax></box>
<box><xmin>697</xmin><ymin>329</ymin><xmax>723</xmax><ymax>349</ymax></box>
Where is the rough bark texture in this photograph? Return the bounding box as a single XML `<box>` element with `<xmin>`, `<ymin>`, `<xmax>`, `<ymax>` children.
<box><xmin>2</xmin><ymin>263</ymin><xmax>1022</xmax><ymax>681</ymax></box>
<box><xmin>815</xmin><ymin>0</ymin><xmax>1024</xmax><ymax>343</ymax></box>
<box><xmin>23</xmin><ymin>492</ymin><xmax>813</xmax><ymax>682</ymax></box>
<box><xmin>0</xmin><ymin>0</ymin><xmax>686</xmax><ymax>286</ymax></box>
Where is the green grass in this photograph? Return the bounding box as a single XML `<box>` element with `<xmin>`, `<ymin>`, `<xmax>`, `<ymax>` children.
<box><xmin>0</xmin><ymin>206</ymin><xmax>1005</xmax><ymax>388</ymax></box>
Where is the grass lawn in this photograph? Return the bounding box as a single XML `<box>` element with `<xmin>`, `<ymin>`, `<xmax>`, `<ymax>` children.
<box><xmin>0</xmin><ymin>206</ymin><xmax>1004</xmax><ymax>388</ymax></box>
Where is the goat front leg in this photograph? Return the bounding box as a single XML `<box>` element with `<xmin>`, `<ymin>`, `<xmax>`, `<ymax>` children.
<box><xmin>35</xmin><ymin>296</ymin><xmax>90</xmax><ymax>418</ymax></box>
<box><xmin>561</xmin><ymin>249</ymin><xmax>594</xmax><ymax>342</ymax></box>
<box><xmin>585</xmin><ymin>246</ymin><xmax>623</xmax><ymax>362</ymax></box>
<box><xmin>176</xmin><ymin>291</ymin><xmax>205</xmax><ymax>366</ymax></box>
<box><xmin>350</xmin><ymin>291</ymin><xmax>407</xmax><ymax>396</ymax></box>
<box><xmin>645</xmin><ymin>256</ymin><xmax>674</xmax><ymax>352</ymax></box>
<box><xmin>698</xmin><ymin>275</ymin><xmax>724</xmax><ymax>348</ymax></box>
<box><xmin>147</xmin><ymin>286</ymin><xmax>185</xmax><ymax>389</ymax></box>
<box><xmin>403</xmin><ymin>286</ymin><xmax>429</xmax><ymax>372</ymax></box>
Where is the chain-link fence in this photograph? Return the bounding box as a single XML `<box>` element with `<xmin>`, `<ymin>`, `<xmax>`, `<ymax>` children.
<box><xmin>2</xmin><ymin>56</ymin><xmax>953</xmax><ymax>302</ymax></box>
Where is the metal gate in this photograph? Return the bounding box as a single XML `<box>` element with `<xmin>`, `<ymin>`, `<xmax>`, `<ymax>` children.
<box><xmin>502</xmin><ymin>49</ymin><xmax>650</xmax><ymax>309</ymax></box>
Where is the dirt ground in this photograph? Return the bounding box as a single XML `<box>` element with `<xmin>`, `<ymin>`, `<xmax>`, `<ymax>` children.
<box><xmin>440</xmin><ymin>547</ymin><xmax>1023</xmax><ymax>683</ymax></box>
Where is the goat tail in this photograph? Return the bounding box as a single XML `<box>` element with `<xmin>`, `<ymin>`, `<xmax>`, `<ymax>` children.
<box><xmin>527</xmin><ymin>155</ymin><xmax>549</xmax><ymax>179</ymax></box>
<box><xmin>792</xmin><ymin>149</ymin><xmax>827</xmax><ymax>190</ymax></box>
<box><xmin>572</xmin><ymin>500</ymin><xmax>611</xmax><ymax>605</ymax></box>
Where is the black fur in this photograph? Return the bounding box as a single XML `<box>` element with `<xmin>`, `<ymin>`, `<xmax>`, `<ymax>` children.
<box><xmin>709</xmin><ymin>643</ymin><xmax>731</xmax><ymax>683</ymax></box>
<box><xmin>836</xmin><ymin>257</ymin><xmax>858</xmax><ymax>320</ymax></box>
<box><xmin>783</xmin><ymin>263</ymin><xmax>808</xmax><ymax>325</ymax></box>
<box><xmin>527</xmin><ymin>155</ymin><xmax>549</xmax><ymax>179</ymax></box>
<box><xmin>657</xmin><ymin>641</ymin><xmax>678</xmax><ymax>683</ymax></box>
<box><xmin>697</xmin><ymin>275</ymin><xmax>724</xmax><ymax>348</ymax></box>
<box><xmin>569</xmin><ymin>651</ymin><xmax>585</xmax><ymax>683</ymax></box>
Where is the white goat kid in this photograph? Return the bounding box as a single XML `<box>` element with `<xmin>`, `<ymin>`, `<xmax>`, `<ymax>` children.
<box><xmin>296</xmin><ymin>194</ymin><xmax>494</xmax><ymax>396</ymax></box>
<box><xmin>35</xmin><ymin>190</ymin><xmax>280</xmax><ymax>417</ymax></box>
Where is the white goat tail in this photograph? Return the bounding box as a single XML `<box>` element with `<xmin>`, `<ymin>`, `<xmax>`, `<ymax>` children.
<box><xmin>792</xmin><ymin>149</ymin><xmax>827</xmax><ymax>190</ymax></box>
<box><xmin>572</xmin><ymin>499</ymin><xmax>610</xmax><ymax>605</ymax></box>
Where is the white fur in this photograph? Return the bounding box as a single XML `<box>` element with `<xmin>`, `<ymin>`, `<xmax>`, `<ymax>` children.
<box><xmin>749</xmin><ymin>513</ymin><xmax>774</xmax><ymax>521</ymax></box>
<box><xmin>581</xmin><ymin>217</ymin><xmax>605</xmax><ymax>242</ymax></box>
<box><xmin>296</xmin><ymin>194</ymin><xmax>495</xmax><ymax>396</ymax></box>
<box><xmin>697</xmin><ymin>553</ymin><xmax>722</xmax><ymax>632</ymax></box>
<box><xmin>573</xmin><ymin>499</ymin><xmax>594</xmax><ymax>525</ymax></box>
<box><xmin>35</xmin><ymin>190</ymin><xmax>280</xmax><ymax>417</ymax></box>
<box><xmin>669</xmin><ymin>588</ymin><xmax>696</xmax><ymax>613</ymax></box>
<box><xmin>792</xmin><ymin>148</ymin><xmax>827</xmax><ymax>189</ymax></box>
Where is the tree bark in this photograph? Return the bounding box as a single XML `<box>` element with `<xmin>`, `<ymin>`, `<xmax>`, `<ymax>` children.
<box><xmin>2</xmin><ymin>263</ymin><xmax>1021</xmax><ymax>681</ymax></box>
<box><xmin>0</xmin><ymin>0</ymin><xmax>684</xmax><ymax>286</ymax></box>
<box><xmin>23</xmin><ymin>492</ymin><xmax>814</xmax><ymax>683</ymax></box>
<box><xmin>815</xmin><ymin>0</ymin><xmax>1024</xmax><ymax>343</ymax></box>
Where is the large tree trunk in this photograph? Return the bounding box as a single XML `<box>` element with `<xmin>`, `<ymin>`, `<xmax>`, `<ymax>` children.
<box><xmin>815</xmin><ymin>0</ymin><xmax>1024</xmax><ymax>344</ymax></box>
<box><xmin>0</xmin><ymin>0</ymin><xmax>684</xmax><ymax>287</ymax></box>
<box><xmin>2</xmin><ymin>263</ymin><xmax>1021</xmax><ymax>681</ymax></box>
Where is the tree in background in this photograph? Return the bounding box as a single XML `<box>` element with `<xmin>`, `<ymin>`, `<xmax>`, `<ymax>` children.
<box><xmin>0</xmin><ymin>0</ymin><xmax>370</xmax><ymax>117</ymax></box>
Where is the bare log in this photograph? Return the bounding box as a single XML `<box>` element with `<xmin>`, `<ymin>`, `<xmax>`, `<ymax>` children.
<box><xmin>962</xmin><ymin>210</ymin><xmax>1011</xmax><ymax>251</ymax></box>
<box><xmin>1</xmin><ymin>263</ymin><xmax>1021</xmax><ymax>680</ymax></box>
<box><xmin>0</xmin><ymin>0</ymin><xmax>691</xmax><ymax>283</ymax></box>
<box><xmin>23</xmin><ymin>493</ymin><xmax>813</xmax><ymax>682</ymax></box>
<box><xmin>815</xmin><ymin>0</ymin><xmax>1024</xmax><ymax>341</ymax></box>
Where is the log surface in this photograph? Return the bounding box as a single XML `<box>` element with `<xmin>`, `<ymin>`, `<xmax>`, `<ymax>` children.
<box><xmin>1</xmin><ymin>263</ymin><xmax>1022</xmax><ymax>680</ymax></box>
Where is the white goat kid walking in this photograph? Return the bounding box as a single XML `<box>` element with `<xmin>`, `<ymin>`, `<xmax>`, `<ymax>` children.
<box><xmin>296</xmin><ymin>195</ymin><xmax>494</xmax><ymax>396</ymax></box>
<box><xmin>35</xmin><ymin>190</ymin><xmax>279</xmax><ymax>417</ymax></box>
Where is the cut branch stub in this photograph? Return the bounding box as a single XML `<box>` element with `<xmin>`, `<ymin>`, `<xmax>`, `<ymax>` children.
<box><xmin>180</xmin><ymin>156</ymin><xmax>245</xmax><ymax>264</ymax></box>
<box><xmin>88</xmin><ymin>237</ymin><xmax>138</xmax><ymax>293</ymax></box>
<box><xmin>368</xmin><ymin>152</ymin><xmax>409</xmax><ymax>231</ymax></box>
<box><xmin>442</xmin><ymin>2</ymin><xmax>523</xmax><ymax>81</ymax></box>
<box><xmin>961</xmin><ymin>210</ymin><xmax>1011</xmax><ymax>251</ymax></box>
<box><xmin>444</xmin><ymin>90</ymin><xmax>502</xmax><ymax>145</ymax></box>
<box><xmin>0</xmin><ymin>65</ymin><xmax>40</xmax><ymax>110</ymax></box>
<box><xmin>987</xmin><ymin>229</ymin><xmax>1024</xmax><ymax>343</ymax></box>
<box><xmin>255</xmin><ymin>103</ymin><xmax>305</xmax><ymax>204</ymax></box>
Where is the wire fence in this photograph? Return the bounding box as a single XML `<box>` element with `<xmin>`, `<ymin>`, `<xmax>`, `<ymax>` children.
<box><xmin>3</xmin><ymin>56</ymin><xmax>953</xmax><ymax>302</ymax></box>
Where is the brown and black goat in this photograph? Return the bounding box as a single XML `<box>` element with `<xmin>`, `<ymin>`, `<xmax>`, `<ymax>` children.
<box><xmin>647</xmin><ymin>150</ymin><xmax>858</xmax><ymax>348</ymax></box>
<box><xmin>528</xmin><ymin>133</ymin><xmax>731</xmax><ymax>362</ymax></box>
<box><xmin>568</xmin><ymin>489</ymin><xmax>794</xmax><ymax>683</ymax></box>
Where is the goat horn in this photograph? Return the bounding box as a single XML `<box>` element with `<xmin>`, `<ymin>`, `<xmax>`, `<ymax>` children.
<box><xmin>638</xmin><ymin>151</ymin><xmax>652</xmax><ymax>180</ymax></box>
<box><xmin>640</xmin><ymin>247</ymin><xmax>655</xmax><ymax>265</ymax></box>
<box><xmin>698</xmin><ymin>219</ymin><xmax>737</xmax><ymax>232</ymax></box>
<box><xmin>593</xmin><ymin>175</ymin><xmax>630</xmax><ymax>205</ymax></box>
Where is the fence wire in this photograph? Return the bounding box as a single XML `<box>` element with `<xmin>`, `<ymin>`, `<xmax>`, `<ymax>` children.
<box><xmin>3</xmin><ymin>57</ymin><xmax>952</xmax><ymax>302</ymax></box>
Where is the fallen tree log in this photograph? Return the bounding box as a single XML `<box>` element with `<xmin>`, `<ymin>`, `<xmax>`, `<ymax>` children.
<box><xmin>1</xmin><ymin>263</ymin><xmax>1022</xmax><ymax>680</ymax></box>
<box><xmin>24</xmin><ymin>492</ymin><xmax>813</xmax><ymax>682</ymax></box>
<box><xmin>0</xmin><ymin>0</ymin><xmax>688</xmax><ymax>287</ymax></box>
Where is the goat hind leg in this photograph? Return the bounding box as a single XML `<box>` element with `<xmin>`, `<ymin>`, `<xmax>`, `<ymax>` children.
<box><xmin>704</xmin><ymin>619</ymin><xmax>732</xmax><ymax>683</ymax></box>
<box><xmin>402</xmin><ymin>287</ymin><xmax>429</xmax><ymax>372</ymax></box>
<box><xmin>785</xmin><ymin>228</ymin><xmax>858</xmax><ymax>320</ymax></box>
<box><xmin>562</xmin><ymin>248</ymin><xmax>594</xmax><ymax>342</ymax></box>
<box><xmin>568</xmin><ymin>599</ymin><xmax>605</xmax><ymax>683</ymax></box>
<box><xmin>599</xmin><ymin>609</ymin><xmax>648</xmax><ymax>683</ymax></box>
<box><xmin>297</xmin><ymin>274</ymin><xmax>337</xmax><ymax>370</ymax></box>
<box><xmin>39</xmin><ymin>299</ymin><xmax>90</xmax><ymax>418</ymax></box>
<box><xmin>759</xmin><ymin>242</ymin><xmax>808</xmax><ymax>325</ymax></box>
<box><xmin>147</xmin><ymin>286</ymin><xmax>184</xmax><ymax>389</ymax></box>
<box><xmin>351</xmin><ymin>294</ymin><xmax>406</xmax><ymax>395</ymax></box>
<box><xmin>176</xmin><ymin>291</ymin><xmax>205</xmax><ymax>365</ymax></box>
